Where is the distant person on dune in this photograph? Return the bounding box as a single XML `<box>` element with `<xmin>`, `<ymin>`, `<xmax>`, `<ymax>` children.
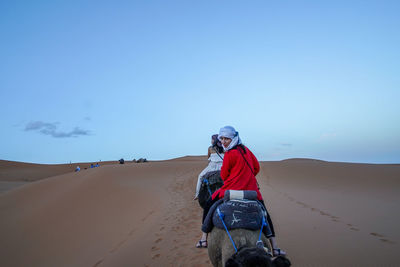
<box><xmin>196</xmin><ymin>126</ymin><xmax>286</xmax><ymax>256</ymax></box>
<box><xmin>194</xmin><ymin>134</ymin><xmax>225</xmax><ymax>201</ymax></box>
<box><xmin>75</xmin><ymin>166</ymin><xmax>80</xmax><ymax>172</ymax></box>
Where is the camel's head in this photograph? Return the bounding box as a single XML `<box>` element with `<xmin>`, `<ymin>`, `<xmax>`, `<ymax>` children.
<box><xmin>225</xmin><ymin>247</ymin><xmax>273</xmax><ymax>267</ymax></box>
<box><xmin>225</xmin><ymin>247</ymin><xmax>291</xmax><ymax>267</ymax></box>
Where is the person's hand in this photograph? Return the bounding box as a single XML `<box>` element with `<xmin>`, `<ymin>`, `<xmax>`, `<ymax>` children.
<box><xmin>193</xmin><ymin>196</ymin><xmax>198</xmax><ymax>200</ymax></box>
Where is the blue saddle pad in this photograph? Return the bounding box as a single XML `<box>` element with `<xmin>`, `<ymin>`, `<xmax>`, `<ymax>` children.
<box><xmin>212</xmin><ymin>199</ymin><xmax>265</xmax><ymax>230</ymax></box>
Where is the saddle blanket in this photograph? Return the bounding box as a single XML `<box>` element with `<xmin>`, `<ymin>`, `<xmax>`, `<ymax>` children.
<box><xmin>212</xmin><ymin>200</ymin><xmax>265</xmax><ymax>230</ymax></box>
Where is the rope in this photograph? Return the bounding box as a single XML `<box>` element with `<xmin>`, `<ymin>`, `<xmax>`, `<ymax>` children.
<box><xmin>203</xmin><ymin>178</ymin><xmax>213</xmax><ymax>196</ymax></box>
<box><xmin>212</xmin><ymin>146</ymin><xmax>224</xmax><ymax>161</ymax></box>
<box><xmin>258</xmin><ymin>216</ymin><xmax>266</xmax><ymax>242</ymax></box>
<box><xmin>217</xmin><ymin>207</ymin><xmax>238</xmax><ymax>253</ymax></box>
<box><xmin>237</xmin><ymin>145</ymin><xmax>260</xmax><ymax>189</ymax></box>
<box><xmin>236</xmin><ymin>145</ymin><xmax>255</xmax><ymax>176</ymax></box>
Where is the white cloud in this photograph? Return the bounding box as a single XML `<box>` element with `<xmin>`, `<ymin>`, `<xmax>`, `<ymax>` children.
<box><xmin>25</xmin><ymin>121</ymin><xmax>90</xmax><ymax>138</ymax></box>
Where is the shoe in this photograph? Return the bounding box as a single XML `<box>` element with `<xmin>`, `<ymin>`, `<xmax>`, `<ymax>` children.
<box><xmin>196</xmin><ymin>240</ymin><xmax>207</xmax><ymax>248</ymax></box>
<box><xmin>273</xmin><ymin>248</ymin><xmax>286</xmax><ymax>256</ymax></box>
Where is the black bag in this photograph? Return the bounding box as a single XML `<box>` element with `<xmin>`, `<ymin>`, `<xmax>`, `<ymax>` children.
<box><xmin>198</xmin><ymin>170</ymin><xmax>223</xmax><ymax>209</ymax></box>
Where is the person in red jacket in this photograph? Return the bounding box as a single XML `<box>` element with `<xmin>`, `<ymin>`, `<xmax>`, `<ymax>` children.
<box><xmin>212</xmin><ymin>136</ymin><xmax>262</xmax><ymax>201</ymax></box>
<box><xmin>196</xmin><ymin>126</ymin><xmax>286</xmax><ymax>256</ymax></box>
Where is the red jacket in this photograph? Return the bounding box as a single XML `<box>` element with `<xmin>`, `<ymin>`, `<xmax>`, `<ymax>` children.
<box><xmin>212</xmin><ymin>145</ymin><xmax>262</xmax><ymax>200</ymax></box>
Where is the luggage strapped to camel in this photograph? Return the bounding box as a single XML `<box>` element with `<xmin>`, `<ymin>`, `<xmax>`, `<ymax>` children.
<box><xmin>204</xmin><ymin>190</ymin><xmax>273</xmax><ymax>253</ymax></box>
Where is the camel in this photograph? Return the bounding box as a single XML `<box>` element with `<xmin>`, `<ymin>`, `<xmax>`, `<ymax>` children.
<box><xmin>207</xmin><ymin>209</ymin><xmax>291</xmax><ymax>267</ymax></box>
<box><xmin>208</xmin><ymin>227</ymin><xmax>265</xmax><ymax>266</ymax></box>
<box><xmin>202</xmin><ymin>185</ymin><xmax>291</xmax><ymax>267</ymax></box>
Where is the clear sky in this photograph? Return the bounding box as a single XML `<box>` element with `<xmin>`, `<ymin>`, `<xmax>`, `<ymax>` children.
<box><xmin>1</xmin><ymin>0</ymin><xmax>399</xmax><ymax>164</ymax></box>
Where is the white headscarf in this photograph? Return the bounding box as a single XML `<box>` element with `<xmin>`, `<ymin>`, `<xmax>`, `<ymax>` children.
<box><xmin>218</xmin><ymin>126</ymin><xmax>242</xmax><ymax>151</ymax></box>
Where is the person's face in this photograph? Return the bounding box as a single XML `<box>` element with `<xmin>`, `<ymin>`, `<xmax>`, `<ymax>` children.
<box><xmin>220</xmin><ymin>137</ymin><xmax>232</xmax><ymax>148</ymax></box>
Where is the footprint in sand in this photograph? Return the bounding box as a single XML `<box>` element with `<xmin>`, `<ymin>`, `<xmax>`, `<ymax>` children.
<box><xmin>288</xmin><ymin>197</ymin><xmax>369</xmax><ymax>236</ymax></box>
<box><xmin>92</xmin><ymin>259</ymin><xmax>104</xmax><ymax>267</ymax></box>
<box><xmin>172</xmin><ymin>225</ymin><xmax>180</xmax><ymax>232</ymax></box>
<box><xmin>151</xmin><ymin>246</ymin><xmax>159</xmax><ymax>251</ymax></box>
<box><xmin>380</xmin><ymin>239</ymin><xmax>396</xmax><ymax>244</ymax></box>
<box><xmin>369</xmin><ymin>233</ymin><xmax>395</xmax><ymax>244</ymax></box>
<box><xmin>142</xmin><ymin>210</ymin><xmax>155</xmax><ymax>222</ymax></box>
<box><xmin>370</xmin><ymin>232</ymin><xmax>384</xmax><ymax>237</ymax></box>
<box><xmin>296</xmin><ymin>201</ymin><xmax>308</xmax><ymax>207</ymax></box>
<box><xmin>155</xmin><ymin>238</ymin><xmax>163</xmax><ymax>243</ymax></box>
<box><xmin>109</xmin><ymin>239</ymin><xmax>127</xmax><ymax>253</ymax></box>
<box><xmin>152</xmin><ymin>254</ymin><xmax>160</xmax><ymax>259</ymax></box>
<box><xmin>128</xmin><ymin>229</ymin><xmax>135</xmax><ymax>236</ymax></box>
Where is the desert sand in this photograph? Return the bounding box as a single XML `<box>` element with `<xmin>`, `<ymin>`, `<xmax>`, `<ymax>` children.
<box><xmin>0</xmin><ymin>157</ymin><xmax>399</xmax><ymax>267</ymax></box>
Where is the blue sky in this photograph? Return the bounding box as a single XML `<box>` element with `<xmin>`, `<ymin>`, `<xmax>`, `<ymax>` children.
<box><xmin>1</xmin><ymin>0</ymin><xmax>399</xmax><ymax>164</ymax></box>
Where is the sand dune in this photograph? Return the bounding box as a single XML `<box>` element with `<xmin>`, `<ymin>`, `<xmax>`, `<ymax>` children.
<box><xmin>0</xmin><ymin>160</ymin><xmax>119</xmax><ymax>182</ymax></box>
<box><xmin>0</xmin><ymin>157</ymin><xmax>399</xmax><ymax>266</ymax></box>
<box><xmin>0</xmin><ymin>160</ymin><xmax>118</xmax><ymax>193</ymax></box>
